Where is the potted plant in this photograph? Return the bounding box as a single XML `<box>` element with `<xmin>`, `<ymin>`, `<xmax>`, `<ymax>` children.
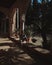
<box><xmin>24</xmin><ymin>26</ymin><xmax>32</xmax><ymax>43</ymax></box>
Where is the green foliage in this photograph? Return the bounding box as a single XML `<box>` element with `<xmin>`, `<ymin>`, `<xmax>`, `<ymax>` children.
<box><xmin>24</xmin><ymin>26</ymin><xmax>33</xmax><ymax>37</ymax></box>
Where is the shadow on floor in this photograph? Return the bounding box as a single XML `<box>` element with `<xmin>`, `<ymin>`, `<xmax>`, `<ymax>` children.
<box><xmin>0</xmin><ymin>37</ymin><xmax>52</xmax><ymax>65</ymax></box>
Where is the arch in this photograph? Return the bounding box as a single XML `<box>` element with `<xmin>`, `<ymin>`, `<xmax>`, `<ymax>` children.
<box><xmin>0</xmin><ymin>11</ymin><xmax>6</xmax><ymax>19</ymax></box>
<box><xmin>0</xmin><ymin>7</ymin><xmax>8</xmax><ymax>16</ymax></box>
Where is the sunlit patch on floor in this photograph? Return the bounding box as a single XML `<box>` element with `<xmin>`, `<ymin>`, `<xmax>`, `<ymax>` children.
<box><xmin>12</xmin><ymin>53</ymin><xmax>35</xmax><ymax>65</ymax></box>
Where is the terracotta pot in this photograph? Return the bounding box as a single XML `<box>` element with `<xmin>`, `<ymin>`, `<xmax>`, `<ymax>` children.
<box><xmin>26</xmin><ymin>37</ymin><xmax>30</xmax><ymax>43</ymax></box>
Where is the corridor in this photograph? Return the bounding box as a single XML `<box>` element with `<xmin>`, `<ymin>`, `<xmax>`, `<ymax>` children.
<box><xmin>0</xmin><ymin>0</ymin><xmax>52</xmax><ymax>65</ymax></box>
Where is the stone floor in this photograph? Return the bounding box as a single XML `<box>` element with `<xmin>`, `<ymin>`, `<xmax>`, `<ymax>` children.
<box><xmin>0</xmin><ymin>38</ymin><xmax>13</xmax><ymax>43</ymax></box>
<box><xmin>0</xmin><ymin>38</ymin><xmax>35</xmax><ymax>65</ymax></box>
<box><xmin>0</xmin><ymin>37</ymin><xmax>52</xmax><ymax>65</ymax></box>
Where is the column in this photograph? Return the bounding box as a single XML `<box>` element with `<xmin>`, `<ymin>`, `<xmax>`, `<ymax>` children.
<box><xmin>16</xmin><ymin>8</ymin><xmax>19</xmax><ymax>30</ymax></box>
<box><xmin>12</xmin><ymin>10</ymin><xmax>16</xmax><ymax>37</ymax></box>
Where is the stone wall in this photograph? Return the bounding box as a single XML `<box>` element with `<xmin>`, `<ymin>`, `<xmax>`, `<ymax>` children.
<box><xmin>0</xmin><ymin>0</ymin><xmax>30</xmax><ymax>37</ymax></box>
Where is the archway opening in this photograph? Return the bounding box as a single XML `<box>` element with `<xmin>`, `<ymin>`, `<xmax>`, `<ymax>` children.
<box><xmin>0</xmin><ymin>12</ymin><xmax>9</xmax><ymax>37</ymax></box>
